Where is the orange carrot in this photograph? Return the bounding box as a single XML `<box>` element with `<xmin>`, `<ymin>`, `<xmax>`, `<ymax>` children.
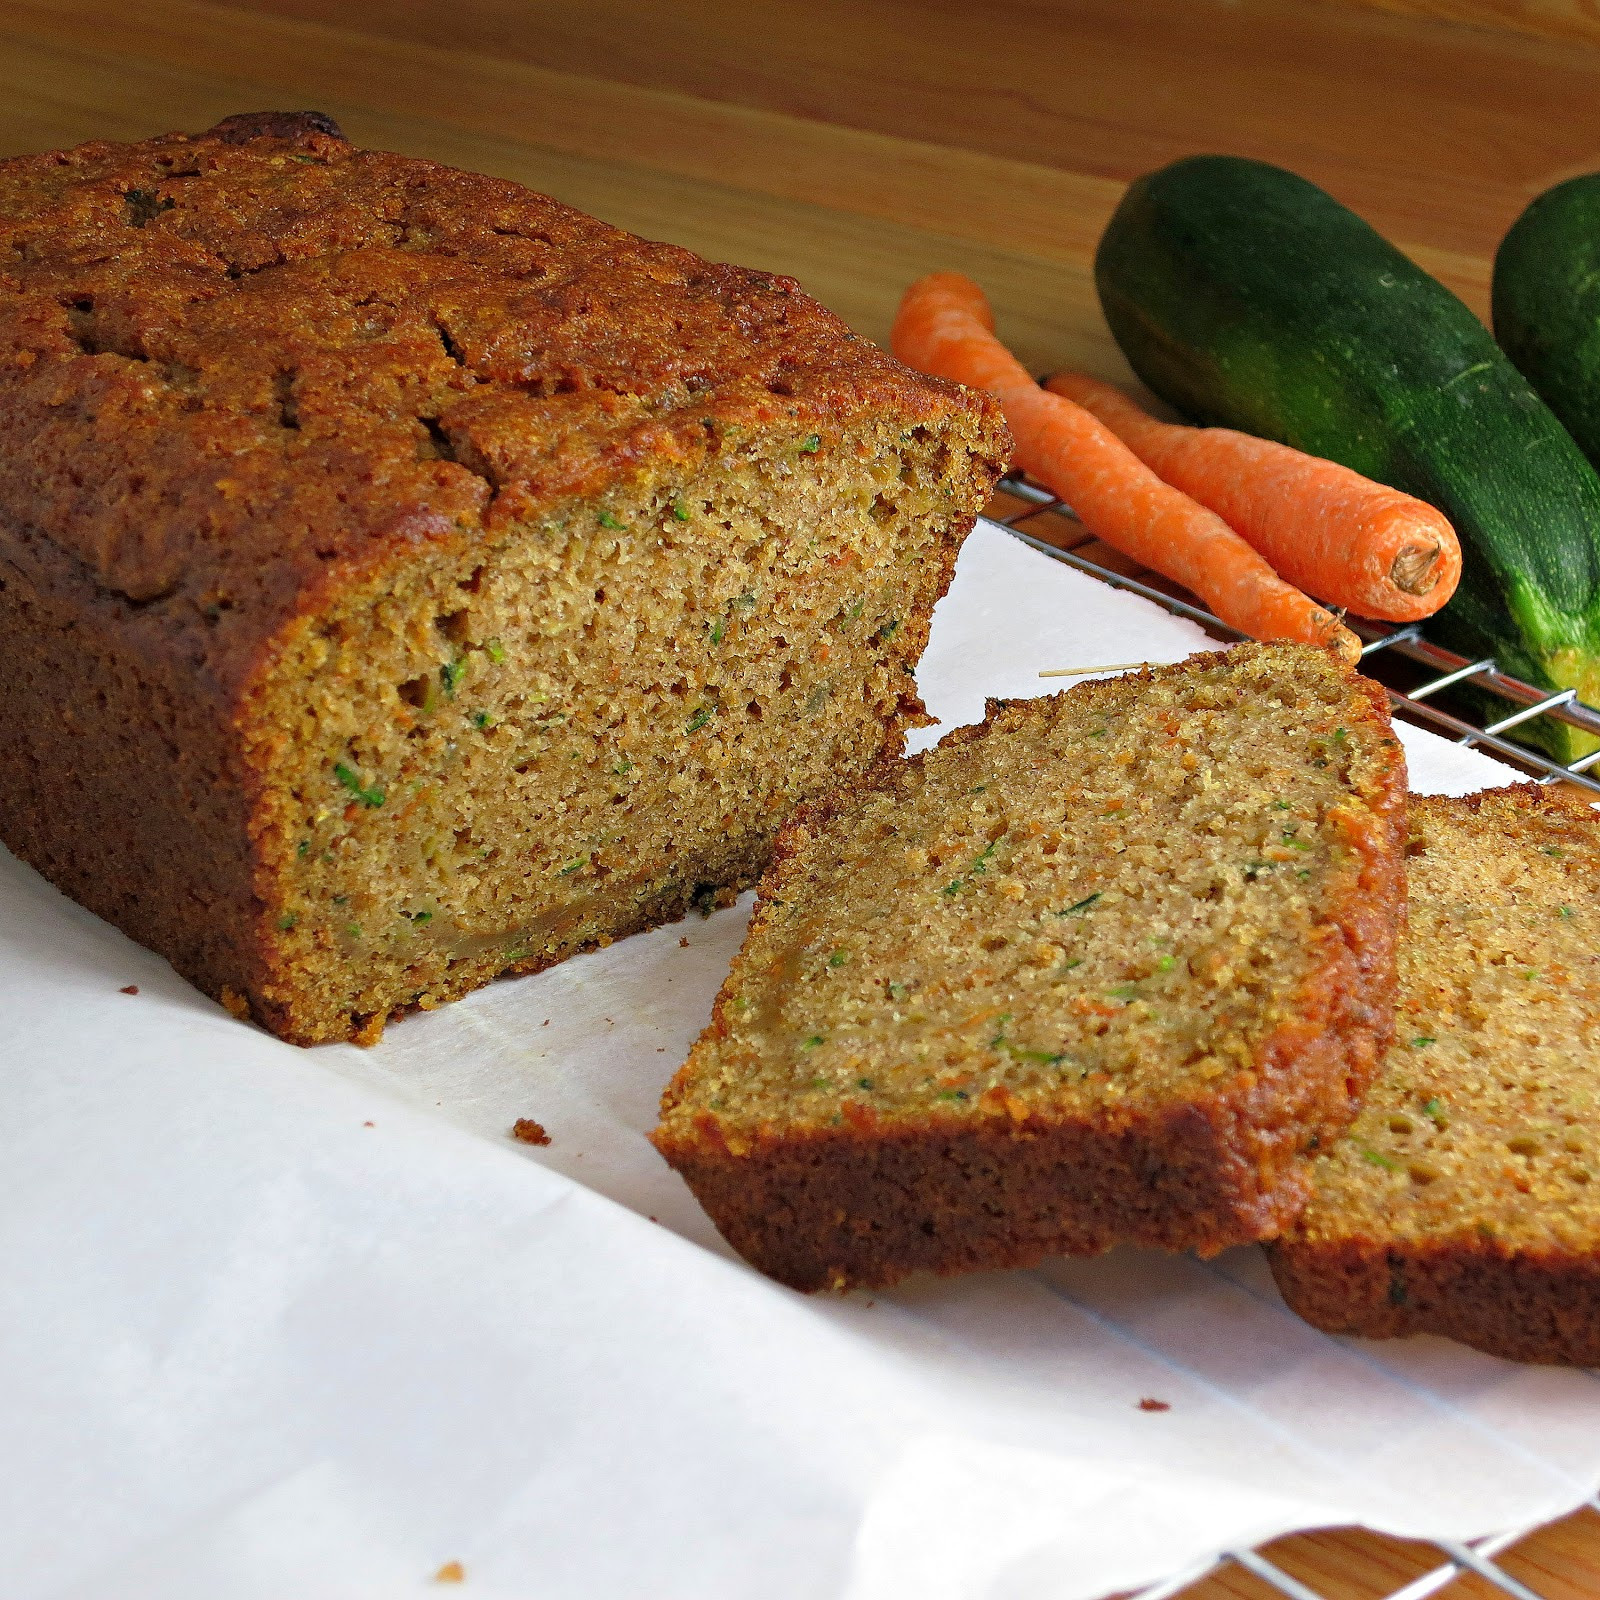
<box><xmin>892</xmin><ymin>273</ymin><xmax>1361</xmax><ymax>662</ymax></box>
<box><xmin>1045</xmin><ymin>372</ymin><xmax>1461</xmax><ymax>623</ymax></box>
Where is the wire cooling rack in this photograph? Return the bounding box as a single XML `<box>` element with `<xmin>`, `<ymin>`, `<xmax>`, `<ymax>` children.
<box><xmin>1123</xmin><ymin>1506</ymin><xmax>1600</xmax><ymax>1600</ymax></box>
<box><xmin>990</xmin><ymin>473</ymin><xmax>1600</xmax><ymax>1600</ymax></box>
<box><xmin>991</xmin><ymin>475</ymin><xmax>1600</xmax><ymax>795</ymax></box>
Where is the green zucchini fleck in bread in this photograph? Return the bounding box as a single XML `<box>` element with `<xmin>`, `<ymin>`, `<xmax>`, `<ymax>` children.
<box><xmin>654</xmin><ymin>643</ymin><xmax>1409</xmax><ymax>1291</ymax></box>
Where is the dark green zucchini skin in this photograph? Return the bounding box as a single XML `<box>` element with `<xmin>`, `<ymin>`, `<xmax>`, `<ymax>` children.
<box><xmin>1096</xmin><ymin>154</ymin><xmax>1600</xmax><ymax>759</ymax></box>
<box><xmin>1494</xmin><ymin>174</ymin><xmax>1600</xmax><ymax>473</ymax></box>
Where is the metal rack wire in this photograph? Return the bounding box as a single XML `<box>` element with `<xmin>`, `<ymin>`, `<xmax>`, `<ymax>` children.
<box><xmin>993</xmin><ymin>474</ymin><xmax>1600</xmax><ymax>795</ymax></box>
<box><xmin>990</xmin><ymin>473</ymin><xmax>1600</xmax><ymax>1600</ymax></box>
<box><xmin>1125</xmin><ymin>1503</ymin><xmax>1600</xmax><ymax>1600</ymax></box>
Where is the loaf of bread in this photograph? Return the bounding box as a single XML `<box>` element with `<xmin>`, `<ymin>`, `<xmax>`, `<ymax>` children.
<box><xmin>0</xmin><ymin>113</ymin><xmax>1007</xmax><ymax>1044</ymax></box>
<box><xmin>654</xmin><ymin>644</ymin><xmax>1408</xmax><ymax>1291</ymax></box>
<box><xmin>1270</xmin><ymin>786</ymin><xmax>1600</xmax><ymax>1364</ymax></box>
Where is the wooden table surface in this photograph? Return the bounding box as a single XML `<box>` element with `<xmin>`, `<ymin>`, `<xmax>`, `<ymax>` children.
<box><xmin>4</xmin><ymin>1</ymin><xmax>1599</xmax><ymax>1594</ymax></box>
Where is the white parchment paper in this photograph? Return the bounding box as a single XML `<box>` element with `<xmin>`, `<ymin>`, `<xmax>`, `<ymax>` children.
<box><xmin>5</xmin><ymin>519</ymin><xmax>1598</xmax><ymax>1600</ymax></box>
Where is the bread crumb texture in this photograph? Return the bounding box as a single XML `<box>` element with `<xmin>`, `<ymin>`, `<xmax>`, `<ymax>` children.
<box><xmin>0</xmin><ymin>114</ymin><xmax>1008</xmax><ymax>1044</ymax></box>
<box><xmin>654</xmin><ymin>643</ymin><xmax>1408</xmax><ymax>1290</ymax></box>
<box><xmin>1271</xmin><ymin>785</ymin><xmax>1600</xmax><ymax>1364</ymax></box>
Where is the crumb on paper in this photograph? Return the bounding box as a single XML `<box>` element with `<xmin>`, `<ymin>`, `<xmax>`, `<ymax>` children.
<box><xmin>511</xmin><ymin>1118</ymin><xmax>551</xmax><ymax>1146</ymax></box>
<box><xmin>679</xmin><ymin>936</ymin><xmax>690</xmax><ymax>948</ymax></box>
<box><xmin>119</xmin><ymin>984</ymin><xmax>139</xmax><ymax>995</ymax></box>
<box><xmin>433</xmin><ymin>1560</ymin><xmax>465</xmax><ymax>1583</ymax></box>
<box><xmin>351</xmin><ymin>1011</ymin><xmax>385</xmax><ymax>1048</ymax></box>
<box><xmin>363</xmin><ymin>1120</ymin><xmax>375</xmax><ymax>1128</ymax></box>
<box><xmin>219</xmin><ymin>985</ymin><xmax>250</xmax><ymax>1022</ymax></box>
<box><xmin>542</xmin><ymin>1018</ymin><xmax>550</xmax><ymax>1027</ymax></box>
<box><xmin>1138</xmin><ymin>1397</ymin><xmax>1171</xmax><ymax>1412</ymax></box>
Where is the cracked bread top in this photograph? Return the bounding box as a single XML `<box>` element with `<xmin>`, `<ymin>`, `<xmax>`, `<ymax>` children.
<box><xmin>0</xmin><ymin>112</ymin><xmax>999</xmax><ymax>703</ymax></box>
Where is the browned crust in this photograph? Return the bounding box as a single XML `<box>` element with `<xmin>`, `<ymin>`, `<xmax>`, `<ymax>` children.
<box><xmin>1269</xmin><ymin>783</ymin><xmax>1600</xmax><ymax>1365</ymax></box>
<box><xmin>654</xmin><ymin>644</ymin><xmax>1409</xmax><ymax>1291</ymax></box>
<box><xmin>1406</xmin><ymin>779</ymin><xmax>1600</xmax><ymax>832</ymax></box>
<box><xmin>0</xmin><ymin>552</ymin><xmax>273</xmax><ymax>1011</ymax></box>
<box><xmin>0</xmin><ymin>113</ymin><xmax>1000</xmax><ymax>706</ymax></box>
<box><xmin>209</xmin><ymin>110</ymin><xmax>346</xmax><ymax>143</ymax></box>
<box><xmin>662</xmin><ymin>1103</ymin><xmax>1326</xmax><ymax>1293</ymax></box>
<box><xmin>1268</xmin><ymin>1236</ymin><xmax>1600</xmax><ymax>1366</ymax></box>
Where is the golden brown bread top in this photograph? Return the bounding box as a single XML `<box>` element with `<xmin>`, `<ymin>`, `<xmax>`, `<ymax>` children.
<box><xmin>0</xmin><ymin>112</ymin><xmax>1000</xmax><ymax>702</ymax></box>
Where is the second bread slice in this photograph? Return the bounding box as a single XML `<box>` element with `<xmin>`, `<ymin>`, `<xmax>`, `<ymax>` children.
<box><xmin>1269</xmin><ymin>786</ymin><xmax>1600</xmax><ymax>1364</ymax></box>
<box><xmin>654</xmin><ymin>643</ymin><xmax>1408</xmax><ymax>1290</ymax></box>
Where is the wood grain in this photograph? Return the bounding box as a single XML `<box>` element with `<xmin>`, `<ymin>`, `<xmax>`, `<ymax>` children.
<box><xmin>1</xmin><ymin>4</ymin><xmax>1597</xmax><ymax>1596</ymax></box>
<box><xmin>1328</xmin><ymin>0</ymin><xmax>1600</xmax><ymax>48</ymax></box>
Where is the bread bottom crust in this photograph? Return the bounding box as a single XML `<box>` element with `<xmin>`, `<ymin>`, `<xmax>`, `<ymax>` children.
<box><xmin>658</xmin><ymin>918</ymin><xmax>1397</xmax><ymax>1292</ymax></box>
<box><xmin>1268</xmin><ymin>1238</ymin><xmax>1600</xmax><ymax>1366</ymax></box>
<box><xmin>660</xmin><ymin>1115</ymin><xmax>1316</xmax><ymax>1293</ymax></box>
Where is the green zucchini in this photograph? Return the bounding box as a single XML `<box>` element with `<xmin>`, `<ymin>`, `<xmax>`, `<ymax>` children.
<box><xmin>1494</xmin><ymin>174</ymin><xmax>1600</xmax><ymax>471</ymax></box>
<box><xmin>1096</xmin><ymin>154</ymin><xmax>1600</xmax><ymax>761</ymax></box>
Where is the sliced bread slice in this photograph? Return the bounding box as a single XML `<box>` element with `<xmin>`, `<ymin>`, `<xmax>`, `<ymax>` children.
<box><xmin>1270</xmin><ymin>785</ymin><xmax>1600</xmax><ymax>1364</ymax></box>
<box><xmin>653</xmin><ymin>643</ymin><xmax>1408</xmax><ymax>1290</ymax></box>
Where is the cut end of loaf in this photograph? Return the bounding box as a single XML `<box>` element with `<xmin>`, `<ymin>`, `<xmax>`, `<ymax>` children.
<box><xmin>242</xmin><ymin>410</ymin><xmax>1002</xmax><ymax>1043</ymax></box>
